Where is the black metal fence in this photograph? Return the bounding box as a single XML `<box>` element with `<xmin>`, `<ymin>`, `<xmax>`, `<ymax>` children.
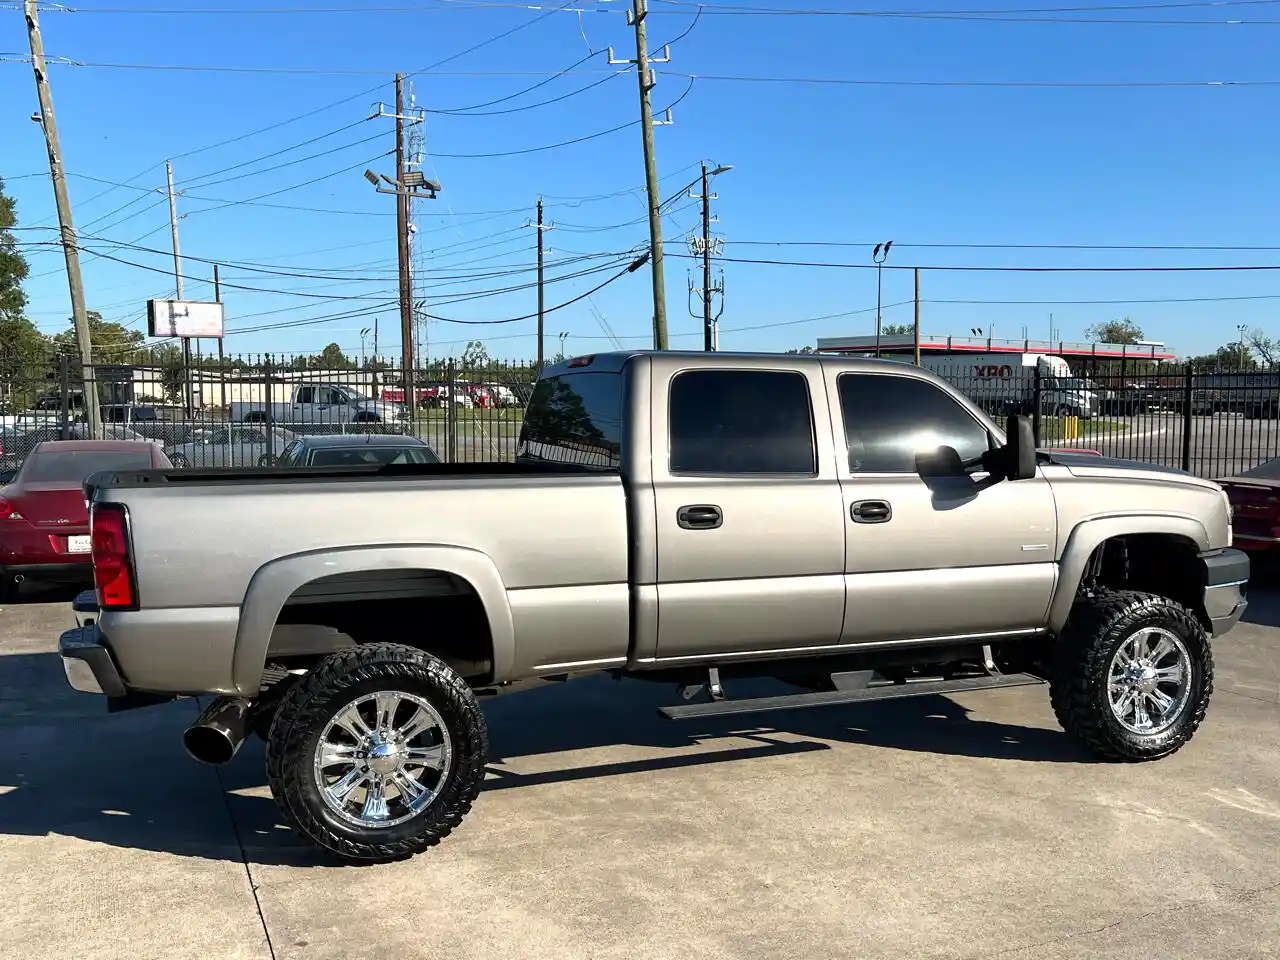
<box><xmin>0</xmin><ymin>351</ymin><xmax>539</xmax><ymax>472</ymax></box>
<box><xmin>938</xmin><ymin>364</ymin><xmax>1280</xmax><ymax>479</ymax></box>
<box><xmin>4</xmin><ymin>350</ymin><xmax>1280</xmax><ymax>481</ymax></box>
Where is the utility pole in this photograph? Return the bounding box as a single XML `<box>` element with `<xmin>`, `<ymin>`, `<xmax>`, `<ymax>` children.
<box><xmin>612</xmin><ymin>0</ymin><xmax>673</xmax><ymax>349</ymax></box>
<box><xmin>528</xmin><ymin>198</ymin><xmax>554</xmax><ymax>368</ymax></box>
<box><xmin>374</xmin><ymin>316</ymin><xmax>379</xmax><ymax>364</ymax></box>
<box><xmin>700</xmin><ymin>163</ymin><xmax>713</xmax><ymax>351</ymax></box>
<box><xmin>164</xmin><ymin>159</ymin><xmax>193</xmax><ymax>416</ymax></box>
<box><xmin>214</xmin><ymin>264</ymin><xmax>226</xmax><ymax>414</ymax></box>
<box><xmin>394</xmin><ymin>73</ymin><xmax>415</xmax><ymax>419</ymax></box>
<box><xmin>913</xmin><ymin>267</ymin><xmax>921</xmax><ymax>366</ymax></box>
<box><xmin>24</xmin><ymin>0</ymin><xmax>102</xmax><ymax>441</ymax></box>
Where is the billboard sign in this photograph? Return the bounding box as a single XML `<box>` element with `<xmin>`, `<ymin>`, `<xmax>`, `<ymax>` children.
<box><xmin>147</xmin><ymin>299</ymin><xmax>225</xmax><ymax>338</ymax></box>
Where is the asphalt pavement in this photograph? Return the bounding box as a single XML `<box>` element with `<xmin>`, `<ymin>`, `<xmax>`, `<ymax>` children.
<box><xmin>2</xmin><ymin>579</ymin><xmax>1278</xmax><ymax>959</ymax></box>
<box><xmin>1058</xmin><ymin>411</ymin><xmax>1280</xmax><ymax>478</ymax></box>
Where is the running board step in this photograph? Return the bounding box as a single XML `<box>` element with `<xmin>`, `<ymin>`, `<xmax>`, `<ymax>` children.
<box><xmin>658</xmin><ymin>672</ymin><xmax>1045</xmax><ymax>720</ymax></box>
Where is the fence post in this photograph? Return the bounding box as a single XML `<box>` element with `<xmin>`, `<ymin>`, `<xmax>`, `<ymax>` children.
<box><xmin>446</xmin><ymin>358</ymin><xmax>458</xmax><ymax>463</ymax></box>
<box><xmin>59</xmin><ymin>352</ymin><xmax>71</xmax><ymax>440</ymax></box>
<box><xmin>264</xmin><ymin>354</ymin><xmax>276</xmax><ymax>463</ymax></box>
<box><xmin>1031</xmin><ymin>364</ymin><xmax>1042</xmax><ymax>446</ymax></box>
<box><xmin>1180</xmin><ymin>362</ymin><xmax>1193</xmax><ymax>473</ymax></box>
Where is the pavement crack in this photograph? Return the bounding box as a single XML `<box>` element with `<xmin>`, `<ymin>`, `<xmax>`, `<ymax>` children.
<box><xmin>200</xmin><ymin>697</ymin><xmax>279</xmax><ymax>960</ymax></box>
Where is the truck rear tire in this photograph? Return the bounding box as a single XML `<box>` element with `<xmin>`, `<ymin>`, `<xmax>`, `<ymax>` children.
<box><xmin>264</xmin><ymin>643</ymin><xmax>488</xmax><ymax>863</ymax></box>
<box><xmin>1050</xmin><ymin>590</ymin><xmax>1212</xmax><ymax>762</ymax></box>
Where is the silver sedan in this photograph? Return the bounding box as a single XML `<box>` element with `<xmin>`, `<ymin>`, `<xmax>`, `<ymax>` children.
<box><xmin>166</xmin><ymin>425</ymin><xmax>295</xmax><ymax>468</ymax></box>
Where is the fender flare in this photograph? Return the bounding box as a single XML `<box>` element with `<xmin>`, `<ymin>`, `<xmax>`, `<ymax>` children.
<box><xmin>1048</xmin><ymin>514</ymin><xmax>1209</xmax><ymax>634</ymax></box>
<box><xmin>231</xmin><ymin>544</ymin><xmax>515</xmax><ymax>696</ymax></box>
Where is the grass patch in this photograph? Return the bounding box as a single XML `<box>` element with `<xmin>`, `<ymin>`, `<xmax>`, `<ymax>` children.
<box><xmin>995</xmin><ymin>416</ymin><xmax>1126</xmax><ymax>443</ymax></box>
<box><xmin>413</xmin><ymin>407</ymin><xmax>524</xmax><ymax>424</ymax></box>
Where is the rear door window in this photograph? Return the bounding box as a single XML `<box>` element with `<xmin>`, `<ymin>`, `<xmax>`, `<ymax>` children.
<box><xmin>668</xmin><ymin>369</ymin><xmax>816</xmax><ymax>475</ymax></box>
<box><xmin>517</xmin><ymin>373</ymin><xmax>622</xmax><ymax>468</ymax></box>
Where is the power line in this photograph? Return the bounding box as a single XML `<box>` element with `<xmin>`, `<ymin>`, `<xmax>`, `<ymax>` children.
<box><xmin>176</xmin><ymin>117</ymin><xmax>372</xmax><ymax>188</ymax></box>
<box><xmin>425</xmin><ymin>254</ymin><xmax>650</xmax><ymax>324</ymax></box>
<box><xmin>727</xmin><ymin>240</ymin><xmax>1280</xmax><ymax>251</ymax></box>
<box><xmin>666</xmin><ymin>252</ymin><xmax>1280</xmax><ymax>272</ymax></box>
<box><xmin>423</xmin><ymin>79</ymin><xmax>696</xmax><ymax>158</ymax></box>
<box><xmin>670</xmin><ymin>72</ymin><xmax>1280</xmax><ymax>88</ymax></box>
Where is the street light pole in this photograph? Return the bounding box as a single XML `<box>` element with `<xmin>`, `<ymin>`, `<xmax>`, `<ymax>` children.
<box><xmin>872</xmin><ymin>241</ymin><xmax>893</xmax><ymax>359</ymax></box>
<box><xmin>1238</xmin><ymin>324</ymin><xmax>1248</xmax><ymax>368</ymax></box>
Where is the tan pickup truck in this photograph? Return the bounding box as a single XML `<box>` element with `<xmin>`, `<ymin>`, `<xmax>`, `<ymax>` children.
<box><xmin>59</xmin><ymin>351</ymin><xmax>1248</xmax><ymax>863</ymax></box>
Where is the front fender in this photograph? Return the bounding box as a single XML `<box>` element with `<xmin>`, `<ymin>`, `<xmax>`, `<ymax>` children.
<box><xmin>232</xmin><ymin>544</ymin><xmax>515</xmax><ymax>696</ymax></box>
<box><xmin>1048</xmin><ymin>514</ymin><xmax>1210</xmax><ymax>634</ymax></box>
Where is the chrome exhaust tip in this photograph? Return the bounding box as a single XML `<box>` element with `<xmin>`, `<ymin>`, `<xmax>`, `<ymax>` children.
<box><xmin>183</xmin><ymin>696</ymin><xmax>252</xmax><ymax>765</ymax></box>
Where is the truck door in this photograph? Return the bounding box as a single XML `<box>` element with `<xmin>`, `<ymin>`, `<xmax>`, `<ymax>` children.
<box><xmin>823</xmin><ymin>367</ymin><xmax>1057</xmax><ymax>645</ymax></box>
<box><xmin>652</xmin><ymin>364</ymin><xmax>846</xmax><ymax>660</ymax></box>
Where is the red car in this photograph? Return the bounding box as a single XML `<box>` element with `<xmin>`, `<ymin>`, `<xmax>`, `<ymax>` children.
<box><xmin>0</xmin><ymin>440</ymin><xmax>170</xmax><ymax>600</ymax></box>
<box><xmin>1217</xmin><ymin>457</ymin><xmax>1280</xmax><ymax>552</ymax></box>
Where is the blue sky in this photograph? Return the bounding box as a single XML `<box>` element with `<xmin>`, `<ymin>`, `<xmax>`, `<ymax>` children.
<box><xmin>4</xmin><ymin>0</ymin><xmax>1279</xmax><ymax>362</ymax></box>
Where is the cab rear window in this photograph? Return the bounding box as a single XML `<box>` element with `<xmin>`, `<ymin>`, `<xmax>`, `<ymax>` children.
<box><xmin>517</xmin><ymin>372</ymin><xmax>622</xmax><ymax>469</ymax></box>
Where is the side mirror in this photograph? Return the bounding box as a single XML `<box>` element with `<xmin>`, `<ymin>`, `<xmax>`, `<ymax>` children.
<box><xmin>915</xmin><ymin>445</ymin><xmax>965</xmax><ymax>478</ymax></box>
<box><xmin>1003</xmin><ymin>415</ymin><xmax>1037</xmax><ymax>480</ymax></box>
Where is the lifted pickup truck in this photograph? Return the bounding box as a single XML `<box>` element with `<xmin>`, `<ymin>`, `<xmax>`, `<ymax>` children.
<box><xmin>59</xmin><ymin>351</ymin><xmax>1249</xmax><ymax>863</ymax></box>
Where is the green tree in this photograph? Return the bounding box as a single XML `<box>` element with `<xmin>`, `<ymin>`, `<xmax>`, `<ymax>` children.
<box><xmin>1188</xmin><ymin>344</ymin><xmax>1254</xmax><ymax>371</ymax></box>
<box><xmin>461</xmin><ymin>339</ymin><xmax>491</xmax><ymax>369</ymax></box>
<box><xmin>52</xmin><ymin>310</ymin><xmax>145</xmax><ymax>360</ymax></box>
<box><xmin>0</xmin><ymin>177</ymin><xmax>29</xmax><ymax>323</ymax></box>
<box><xmin>1246</xmin><ymin>328</ymin><xmax>1277</xmax><ymax>367</ymax></box>
<box><xmin>0</xmin><ymin>177</ymin><xmax>48</xmax><ymax>363</ymax></box>
<box><xmin>1086</xmin><ymin>317</ymin><xmax>1144</xmax><ymax>344</ymax></box>
<box><xmin>316</xmin><ymin>342</ymin><xmax>355</xmax><ymax>369</ymax></box>
<box><xmin>882</xmin><ymin>323</ymin><xmax>914</xmax><ymax>335</ymax></box>
<box><xmin>784</xmin><ymin>346</ymin><xmax>816</xmax><ymax>355</ymax></box>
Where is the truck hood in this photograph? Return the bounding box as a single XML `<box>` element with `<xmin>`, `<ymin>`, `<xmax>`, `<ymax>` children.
<box><xmin>1045</xmin><ymin>452</ymin><xmax>1222</xmax><ymax>490</ymax></box>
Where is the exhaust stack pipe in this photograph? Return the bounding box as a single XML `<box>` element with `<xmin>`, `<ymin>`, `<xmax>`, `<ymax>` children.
<box><xmin>183</xmin><ymin>696</ymin><xmax>252</xmax><ymax>765</ymax></box>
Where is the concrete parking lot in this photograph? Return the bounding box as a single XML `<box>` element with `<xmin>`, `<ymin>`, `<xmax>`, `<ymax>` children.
<box><xmin>1</xmin><ymin>582</ymin><xmax>1278</xmax><ymax>960</ymax></box>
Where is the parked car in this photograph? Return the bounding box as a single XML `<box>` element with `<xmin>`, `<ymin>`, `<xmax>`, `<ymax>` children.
<box><xmin>60</xmin><ymin>351</ymin><xmax>1244</xmax><ymax>864</ymax></box>
<box><xmin>1216</xmin><ymin>457</ymin><xmax>1280</xmax><ymax>550</ymax></box>
<box><xmin>276</xmin><ymin>433</ymin><xmax>440</xmax><ymax>467</ymax></box>
<box><xmin>1</xmin><ymin>439</ymin><xmax>170</xmax><ymax>599</ymax></box>
<box><xmin>233</xmin><ymin>384</ymin><xmax>404</xmax><ymax>425</ymax></box>
<box><xmin>167</xmin><ymin>425</ymin><xmax>296</xmax><ymax>468</ymax></box>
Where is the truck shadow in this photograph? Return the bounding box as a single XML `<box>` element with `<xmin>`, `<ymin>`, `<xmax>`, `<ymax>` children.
<box><xmin>0</xmin><ymin>653</ymin><xmax>1092</xmax><ymax>867</ymax></box>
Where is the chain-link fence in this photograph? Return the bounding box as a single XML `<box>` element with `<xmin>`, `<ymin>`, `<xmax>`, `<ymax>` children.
<box><xmin>0</xmin><ymin>351</ymin><xmax>539</xmax><ymax>473</ymax></box>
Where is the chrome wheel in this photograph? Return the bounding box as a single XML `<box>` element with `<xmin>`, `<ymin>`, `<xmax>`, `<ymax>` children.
<box><xmin>1107</xmin><ymin>627</ymin><xmax>1192</xmax><ymax>735</ymax></box>
<box><xmin>313</xmin><ymin>691</ymin><xmax>452</xmax><ymax>829</ymax></box>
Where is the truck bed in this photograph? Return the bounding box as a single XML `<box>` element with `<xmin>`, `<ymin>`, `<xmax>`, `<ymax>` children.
<box><xmin>83</xmin><ymin>459</ymin><xmax>608</xmax><ymax>496</ymax></box>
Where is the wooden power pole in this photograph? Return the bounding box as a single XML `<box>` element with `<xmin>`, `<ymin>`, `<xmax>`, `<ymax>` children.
<box><xmin>24</xmin><ymin>0</ymin><xmax>102</xmax><ymax>440</ymax></box>
<box><xmin>165</xmin><ymin>160</ymin><xmax>194</xmax><ymax>416</ymax></box>
<box><xmin>395</xmin><ymin>73</ymin><xmax>415</xmax><ymax>420</ymax></box>
<box><xmin>627</xmin><ymin>0</ymin><xmax>668</xmax><ymax>349</ymax></box>
<box><xmin>913</xmin><ymin>267</ymin><xmax>921</xmax><ymax>366</ymax></box>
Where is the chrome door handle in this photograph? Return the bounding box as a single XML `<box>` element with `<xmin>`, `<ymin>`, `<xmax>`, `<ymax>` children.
<box><xmin>851</xmin><ymin>499</ymin><xmax>892</xmax><ymax>523</ymax></box>
<box><xmin>677</xmin><ymin>504</ymin><xmax>723</xmax><ymax>530</ymax></box>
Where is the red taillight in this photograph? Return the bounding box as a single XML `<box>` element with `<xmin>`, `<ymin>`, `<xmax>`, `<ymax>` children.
<box><xmin>91</xmin><ymin>502</ymin><xmax>136</xmax><ymax>609</ymax></box>
<box><xmin>0</xmin><ymin>498</ymin><xmax>20</xmax><ymax>521</ymax></box>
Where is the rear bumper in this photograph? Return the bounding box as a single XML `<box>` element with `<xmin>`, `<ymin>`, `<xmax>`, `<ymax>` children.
<box><xmin>58</xmin><ymin>619</ymin><xmax>177</xmax><ymax>711</ymax></box>
<box><xmin>59</xmin><ymin>625</ymin><xmax>127</xmax><ymax>697</ymax></box>
<box><xmin>1203</xmin><ymin>548</ymin><xmax>1250</xmax><ymax>637</ymax></box>
<box><xmin>3</xmin><ymin>561</ymin><xmax>93</xmax><ymax>581</ymax></box>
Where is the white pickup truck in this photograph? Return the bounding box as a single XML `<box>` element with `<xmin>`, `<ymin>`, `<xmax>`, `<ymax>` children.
<box><xmin>230</xmin><ymin>383</ymin><xmax>405</xmax><ymax>425</ymax></box>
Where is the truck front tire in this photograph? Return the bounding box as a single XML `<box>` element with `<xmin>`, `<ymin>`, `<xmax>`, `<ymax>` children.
<box><xmin>264</xmin><ymin>643</ymin><xmax>488</xmax><ymax>863</ymax></box>
<box><xmin>1050</xmin><ymin>590</ymin><xmax>1212</xmax><ymax>762</ymax></box>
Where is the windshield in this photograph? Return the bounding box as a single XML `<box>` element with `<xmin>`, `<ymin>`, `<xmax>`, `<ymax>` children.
<box><xmin>341</xmin><ymin>387</ymin><xmax>369</xmax><ymax>401</ymax></box>
<box><xmin>307</xmin><ymin>444</ymin><xmax>439</xmax><ymax>466</ymax></box>
<box><xmin>22</xmin><ymin>448</ymin><xmax>153</xmax><ymax>482</ymax></box>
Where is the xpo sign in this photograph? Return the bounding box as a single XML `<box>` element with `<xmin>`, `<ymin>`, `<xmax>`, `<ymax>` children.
<box><xmin>973</xmin><ymin>364</ymin><xmax>1015</xmax><ymax>379</ymax></box>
